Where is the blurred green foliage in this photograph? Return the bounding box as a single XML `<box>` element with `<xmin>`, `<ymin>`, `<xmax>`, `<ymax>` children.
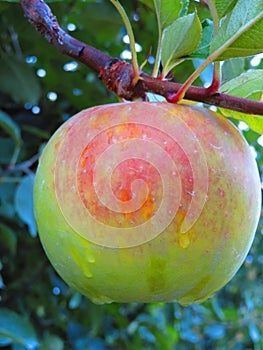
<box><xmin>0</xmin><ymin>1</ymin><xmax>262</xmax><ymax>349</ymax></box>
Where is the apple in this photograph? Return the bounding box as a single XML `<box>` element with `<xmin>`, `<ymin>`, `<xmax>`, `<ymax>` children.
<box><xmin>34</xmin><ymin>102</ymin><xmax>261</xmax><ymax>305</ymax></box>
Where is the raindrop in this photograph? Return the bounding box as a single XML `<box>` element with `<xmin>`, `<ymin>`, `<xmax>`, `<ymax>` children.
<box><xmin>88</xmin><ymin>255</ymin><xmax>95</xmax><ymax>263</ymax></box>
<box><xmin>179</xmin><ymin>234</ymin><xmax>190</xmax><ymax>249</ymax></box>
<box><xmin>187</xmin><ymin>191</ymin><xmax>195</xmax><ymax>197</ymax></box>
<box><xmin>84</xmin><ymin>268</ymin><xmax>93</xmax><ymax>278</ymax></box>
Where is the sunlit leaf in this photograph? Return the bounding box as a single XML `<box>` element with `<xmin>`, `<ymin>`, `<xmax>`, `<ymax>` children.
<box><xmin>210</xmin><ymin>0</ymin><xmax>263</xmax><ymax>60</ymax></box>
<box><xmin>220</xmin><ymin>69</ymin><xmax>263</xmax><ymax>96</ymax></box>
<box><xmin>211</xmin><ymin>0</ymin><xmax>238</xmax><ymax>20</ymax></box>
<box><xmin>161</xmin><ymin>13</ymin><xmax>202</xmax><ymax>75</ymax></box>
<box><xmin>219</xmin><ymin>70</ymin><xmax>263</xmax><ymax>134</ymax></box>
<box><xmin>222</xmin><ymin>57</ymin><xmax>246</xmax><ymax>81</ymax></box>
<box><xmin>179</xmin><ymin>0</ymin><xmax>189</xmax><ymax>17</ymax></box>
<box><xmin>154</xmin><ymin>0</ymin><xmax>182</xmax><ymax>29</ymax></box>
<box><xmin>191</xmin><ymin>19</ymin><xmax>214</xmax><ymax>58</ymax></box>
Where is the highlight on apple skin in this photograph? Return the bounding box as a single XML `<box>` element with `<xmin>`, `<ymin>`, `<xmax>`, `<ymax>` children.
<box><xmin>34</xmin><ymin>102</ymin><xmax>261</xmax><ymax>306</ymax></box>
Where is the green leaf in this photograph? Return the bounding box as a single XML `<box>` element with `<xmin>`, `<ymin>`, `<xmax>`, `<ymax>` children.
<box><xmin>0</xmin><ymin>336</ymin><xmax>12</xmax><ymax>347</ymax></box>
<box><xmin>0</xmin><ymin>54</ymin><xmax>41</xmax><ymax>105</ymax></box>
<box><xmin>0</xmin><ymin>308</ymin><xmax>38</xmax><ymax>349</ymax></box>
<box><xmin>0</xmin><ymin>110</ymin><xmax>22</xmax><ymax>165</ymax></box>
<box><xmin>14</xmin><ymin>175</ymin><xmax>37</xmax><ymax>237</ymax></box>
<box><xmin>179</xmin><ymin>0</ymin><xmax>189</xmax><ymax>17</ymax></box>
<box><xmin>154</xmin><ymin>0</ymin><xmax>182</xmax><ymax>29</ymax></box>
<box><xmin>0</xmin><ymin>182</ymin><xmax>16</xmax><ymax>218</ymax></box>
<box><xmin>161</xmin><ymin>13</ymin><xmax>202</xmax><ymax>75</ymax></box>
<box><xmin>191</xmin><ymin>19</ymin><xmax>214</xmax><ymax>58</ymax></box>
<box><xmin>69</xmin><ymin>292</ymin><xmax>82</xmax><ymax>309</ymax></box>
<box><xmin>212</xmin><ymin>0</ymin><xmax>238</xmax><ymax>20</ymax></box>
<box><xmin>210</xmin><ymin>0</ymin><xmax>263</xmax><ymax>60</ymax></box>
<box><xmin>0</xmin><ymin>0</ymin><xmax>65</xmax><ymax>2</ymax></box>
<box><xmin>0</xmin><ymin>222</ymin><xmax>17</xmax><ymax>255</ymax></box>
<box><xmin>38</xmin><ymin>335</ymin><xmax>64</xmax><ymax>350</ymax></box>
<box><xmin>220</xmin><ymin>69</ymin><xmax>263</xmax><ymax>97</ymax></box>
<box><xmin>222</xmin><ymin>57</ymin><xmax>246</xmax><ymax>81</ymax></box>
<box><xmin>219</xmin><ymin>69</ymin><xmax>263</xmax><ymax>134</ymax></box>
<box><xmin>138</xmin><ymin>0</ymin><xmax>154</xmax><ymax>9</ymax></box>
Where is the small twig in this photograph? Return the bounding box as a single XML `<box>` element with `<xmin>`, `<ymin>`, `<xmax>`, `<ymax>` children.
<box><xmin>200</xmin><ymin>0</ymin><xmax>209</xmax><ymax>6</ymax></box>
<box><xmin>205</xmin><ymin>62</ymin><xmax>221</xmax><ymax>95</ymax></box>
<box><xmin>0</xmin><ymin>153</ymin><xmax>39</xmax><ymax>178</ymax></box>
<box><xmin>8</xmin><ymin>153</ymin><xmax>39</xmax><ymax>172</ymax></box>
<box><xmin>20</xmin><ymin>0</ymin><xmax>263</xmax><ymax>116</ymax></box>
<box><xmin>9</xmin><ymin>25</ymin><xmax>23</xmax><ymax>59</ymax></box>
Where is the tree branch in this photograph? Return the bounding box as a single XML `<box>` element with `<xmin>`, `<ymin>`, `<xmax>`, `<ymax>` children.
<box><xmin>20</xmin><ymin>0</ymin><xmax>263</xmax><ymax>116</ymax></box>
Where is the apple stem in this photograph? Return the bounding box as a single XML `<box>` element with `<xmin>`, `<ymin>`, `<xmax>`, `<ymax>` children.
<box><xmin>110</xmin><ymin>0</ymin><xmax>141</xmax><ymax>86</ymax></box>
<box><xmin>206</xmin><ymin>62</ymin><xmax>221</xmax><ymax>96</ymax></box>
<box><xmin>20</xmin><ymin>0</ymin><xmax>263</xmax><ymax>116</ymax></box>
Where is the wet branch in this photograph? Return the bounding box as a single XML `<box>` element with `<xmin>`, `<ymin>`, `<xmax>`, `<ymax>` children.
<box><xmin>20</xmin><ymin>0</ymin><xmax>263</xmax><ymax>116</ymax></box>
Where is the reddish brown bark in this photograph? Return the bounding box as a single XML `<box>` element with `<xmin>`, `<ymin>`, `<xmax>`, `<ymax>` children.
<box><xmin>20</xmin><ymin>0</ymin><xmax>263</xmax><ymax>116</ymax></box>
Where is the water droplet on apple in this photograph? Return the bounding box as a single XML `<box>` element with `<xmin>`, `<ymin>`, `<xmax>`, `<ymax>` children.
<box><xmin>83</xmin><ymin>266</ymin><xmax>93</xmax><ymax>278</ymax></box>
<box><xmin>90</xmin><ymin>294</ymin><xmax>114</xmax><ymax>305</ymax></box>
<box><xmin>179</xmin><ymin>234</ymin><xmax>190</xmax><ymax>249</ymax></box>
<box><xmin>187</xmin><ymin>191</ymin><xmax>195</xmax><ymax>197</ymax></box>
<box><xmin>88</xmin><ymin>255</ymin><xmax>95</xmax><ymax>264</ymax></box>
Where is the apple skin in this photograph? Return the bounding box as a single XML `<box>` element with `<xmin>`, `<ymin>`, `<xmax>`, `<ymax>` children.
<box><xmin>34</xmin><ymin>102</ymin><xmax>261</xmax><ymax>305</ymax></box>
